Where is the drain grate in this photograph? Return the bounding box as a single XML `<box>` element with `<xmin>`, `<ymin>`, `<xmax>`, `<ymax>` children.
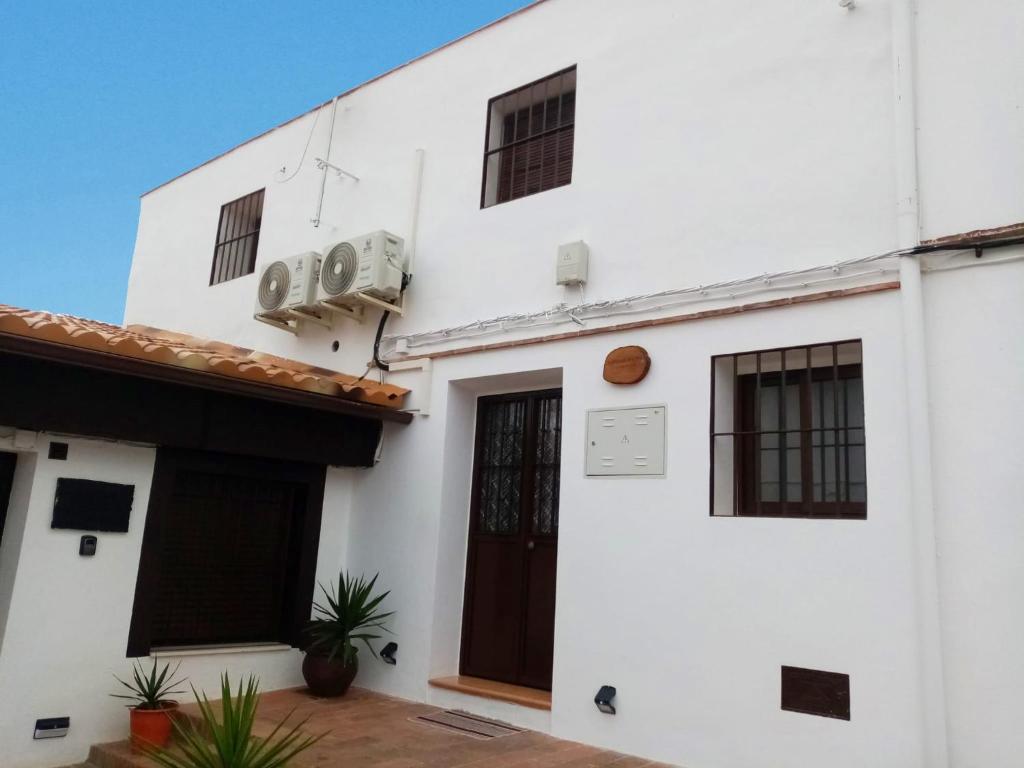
<box><xmin>413</xmin><ymin>709</ymin><xmax>526</xmax><ymax>739</ymax></box>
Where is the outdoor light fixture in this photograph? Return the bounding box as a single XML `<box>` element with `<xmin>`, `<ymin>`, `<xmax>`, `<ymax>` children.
<box><xmin>594</xmin><ymin>685</ymin><xmax>617</xmax><ymax>715</ymax></box>
<box><xmin>380</xmin><ymin>642</ymin><xmax>398</xmax><ymax>665</ymax></box>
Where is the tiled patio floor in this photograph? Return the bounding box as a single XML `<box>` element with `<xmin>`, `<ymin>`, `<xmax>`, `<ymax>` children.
<box><xmin>89</xmin><ymin>686</ymin><xmax>675</xmax><ymax>768</ymax></box>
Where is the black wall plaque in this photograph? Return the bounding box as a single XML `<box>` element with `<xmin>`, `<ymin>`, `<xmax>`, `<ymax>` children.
<box><xmin>51</xmin><ymin>478</ymin><xmax>134</xmax><ymax>532</ymax></box>
<box><xmin>781</xmin><ymin>665</ymin><xmax>850</xmax><ymax>720</ymax></box>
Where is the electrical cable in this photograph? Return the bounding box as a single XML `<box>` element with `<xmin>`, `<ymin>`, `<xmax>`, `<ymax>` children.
<box><xmin>382</xmin><ymin>240</ymin><xmax>1024</xmax><ymax>355</ymax></box>
<box><xmin>372</xmin><ymin>310</ymin><xmax>391</xmax><ymax>371</ymax></box>
<box><xmin>369</xmin><ymin>272</ymin><xmax>411</xmax><ymax>373</ymax></box>
<box><xmin>275</xmin><ymin>102</ymin><xmax>325</xmax><ymax>183</ymax></box>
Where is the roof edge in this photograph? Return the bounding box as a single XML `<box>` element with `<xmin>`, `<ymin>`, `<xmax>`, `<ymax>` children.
<box><xmin>141</xmin><ymin>0</ymin><xmax>552</xmax><ymax>198</ymax></box>
<box><xmin>0</xmin><ymin>330</ymin><xmax>413</xmax><ymax>424</ymax></box>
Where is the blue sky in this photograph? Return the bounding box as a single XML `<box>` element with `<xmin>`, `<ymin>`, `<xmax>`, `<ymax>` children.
<box><xmin>0</xmin><ymin>1</ymin><xmax>530</xmax><ymax>323</ymax></box>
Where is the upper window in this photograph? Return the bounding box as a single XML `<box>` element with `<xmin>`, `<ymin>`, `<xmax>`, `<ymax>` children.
<box><xmin>481</xmin><ymin>67</ymin><xmax>576</xmax><ymax>208</ymax></box>
<box><xmin>710</xmin><ymin>341</ymin><xmax>866</xmax><ymax>519</ymax></box>
<box><xmin>210</xmin><ymin>188</ymin><xmax>264</xmax><ymax>285</ymax></box>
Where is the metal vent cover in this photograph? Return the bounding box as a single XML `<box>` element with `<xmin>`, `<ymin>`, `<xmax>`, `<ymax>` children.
<box><xmin>412</xmin><ymin>710</ymin><xmax>525</xmax><ymax>740</ymax></box>
<box><xmin>321</xmin><ymin>242</ymin><xmax>359</xmax><ymax>296</ymax></box>
<box><xmin>258</xmin><ymin>261</ymin><xmax>290</xmax><ymax>311</ymax></box>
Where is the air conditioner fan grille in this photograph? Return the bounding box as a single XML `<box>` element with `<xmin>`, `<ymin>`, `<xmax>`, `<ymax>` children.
<box><xmin>258</xmin><ymin>261</ymin><xmax>291</xmax><ymax>311</ymax></box>
<box><xmin>321</xmin><ymin>242</ymin><xmax>359</xmax><ymax>296</ymax></box>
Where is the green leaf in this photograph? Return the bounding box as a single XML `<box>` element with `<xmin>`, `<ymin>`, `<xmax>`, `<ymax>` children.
<box><xmin>146</xmin><ymin>673</ymin><xmax>325</xmax><ymax>768</ymax></box>
<box><xmin>111</xmin><ymin>659</ymin><xmax>187</xmax><ymax>709</ymax></box>
<box><xmin>304</xmin><ymin>570</ymin><xmax>395</xmax><ymax>664</ymax></box>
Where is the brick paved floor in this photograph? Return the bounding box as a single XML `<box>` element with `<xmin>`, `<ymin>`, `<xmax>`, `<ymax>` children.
<box><xmin>206</xmin><ymin>686</ymin><xmax>673</xmax><ymax>767</ymax></box>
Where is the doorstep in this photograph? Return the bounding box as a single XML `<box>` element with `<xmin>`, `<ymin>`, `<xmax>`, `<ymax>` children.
<box><xmin>428</xmin><ymin>675</ymin><xmax>552</xmax><ymax>710</ymax></box>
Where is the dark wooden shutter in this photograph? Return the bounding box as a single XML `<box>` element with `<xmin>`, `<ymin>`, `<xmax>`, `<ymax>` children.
<box><xmin>483</xmin><ymin>67</ymin><xmax>576</xmax><ymax>207</ymax></box>
<box><xmin>127</xmin><ymin>449</ymin><xmax>324</xmax><ymax>656</ymax></box>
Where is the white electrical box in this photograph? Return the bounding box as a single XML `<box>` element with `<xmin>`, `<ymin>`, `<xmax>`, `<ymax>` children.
<box><xmin>585</xmin><ymin>405</ymin><xmax>666</xmax><ymax>477</ymax></box>
<box><xmin>557</xmin><ymin>241</ymin><xmax>589</xmax><ymax>285</ymax></box>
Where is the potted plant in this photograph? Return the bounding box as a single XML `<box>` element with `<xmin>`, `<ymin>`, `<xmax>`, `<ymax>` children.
<box><xmin>302</xmin><ymin>571</ymin><xmax>393</xmax><ymax>697</ymax></box>
<box><xmin>111</xmin><ymin>659</ymin><xmax>186</xmax><ymax>751</ymax></box>
<box><xmin>147</xmin><ymin>674</ymin><xmax>323</xmax><ymax>768</ymax></box>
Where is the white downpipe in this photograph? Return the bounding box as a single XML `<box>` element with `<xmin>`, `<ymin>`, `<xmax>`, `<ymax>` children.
<box><xmin>892</xmin><ymin>1</ymin><xmax>949</xmax><ymax>766</ymax></box>
<box><xmin>311</xmin><ymin>96</ymin><xmax>339</xmax><ymax>228</ymax></box>
<box><xmin>405</xmin><ymin>148</ymin><xmax>426</xmax><ymax>279</ymax></box>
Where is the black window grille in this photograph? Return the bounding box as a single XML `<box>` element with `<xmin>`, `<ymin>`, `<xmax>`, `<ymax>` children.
<box><xmin>210</xmin><ymin>189</ymin><xmax>264</xmax><ymax>285</ymax></box>
<box><xmin>480</xmin><ymin>67</ymin><xmax>576</xmax><ymax>208</ymax></box>
<box><xmin>710</xmin><ymin>341</ymin><xmax>867</xmax><ymax>519</ymax></box>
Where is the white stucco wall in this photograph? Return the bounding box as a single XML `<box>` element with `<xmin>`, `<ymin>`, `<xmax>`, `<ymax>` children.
<box><xmin>333</xmin><ymin>289</ymin><xmax>929</xmax><ymax>768</ymax></box>
<box><xmin>0</xmin><ymin>437</ymin><xmax>157</xmax><ymax>768</ymax></box>
<box><xmin>0</xmin><ymin>437</ymin><xmax>356</xmax><ymax>768</ymax></box>
<box><xmin>125</xmin><ymin>0</ymin><xmax>898</xmax><ymax>376</ymax></box>
<box><xmin>916</xmin><ymin>0</ymin><xmax>1024</xmax><ymax>237</ymax></box>
<box><xmin>5</xmin><ymin>1</ymin><xmax>1014</xmax><ymax>767</ymax></box>
<box><xmin>923</xmin><ymin>254</ymin><xmax>1024</xmax><ymax>768</ymax></box>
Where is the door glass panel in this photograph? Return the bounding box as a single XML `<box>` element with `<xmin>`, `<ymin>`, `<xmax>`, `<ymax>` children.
<box><xmin>477</xmin><ymin>399</ymin><xmax>526</xmax><ymax>535</ymax></box>
<box><xmin>532</xmin><ymin>395</ymin><xmax>562</xmax><ymax>535</ymax></box>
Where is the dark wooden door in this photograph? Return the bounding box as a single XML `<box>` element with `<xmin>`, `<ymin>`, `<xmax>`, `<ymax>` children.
<box><xmin>0</xmin><ymin>451</ymin><xmax>16</xmax><ymax>549</ymax></box>
<box><xmin>460</xmin><ymin>390</ymin><xmax>562</xmax><ymax>690</ymax></box>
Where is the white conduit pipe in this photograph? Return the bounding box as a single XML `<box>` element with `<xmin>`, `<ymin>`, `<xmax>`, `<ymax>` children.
<box><xmin>385</xmin><ymin>252</ymin><xmax>903</xmax><ymax>351</ymax></box>
<box><xmin>405</xmin><ymin>148</ymin><xmax>425</xmax><ymax>281</ymax></box>
<box><xmin>892</xmin><ymin>0</ymin><xmax>950</xmax><ymax>764</ymax></box>
<box><xmin>311</xmin><ymin>96</ymin><xmax>339</xmax><ymax>228</ymax></box>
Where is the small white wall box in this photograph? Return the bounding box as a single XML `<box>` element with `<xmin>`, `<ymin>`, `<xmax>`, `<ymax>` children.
<box><xmin>585</xmin><ymin>405</ymin><xmax>666</xmax><ymax>476</ymax></box>
<box><xmin>556</xmin><ymin>241</ymin><xmax>589</xmax><ymax>285</ymax></box>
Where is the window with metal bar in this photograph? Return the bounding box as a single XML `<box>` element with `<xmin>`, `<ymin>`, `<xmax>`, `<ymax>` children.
<box><xmin>210</xmin><ymin>189</ymin><xmax>264</xmax><ymax>285</ymax></box>
<box><xmin>709</xmin><ymin>341</ymin><xmax>866</xmax><ymax>519</ymax></box>
<box><xmin>480</xmin><ymin>67</ymin><xmax>576</xmax><ymax>208</ymax></box>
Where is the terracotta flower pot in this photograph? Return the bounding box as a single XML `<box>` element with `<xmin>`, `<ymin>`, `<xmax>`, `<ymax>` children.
<box><xmin>129</xmin><ymin>701</ymin><xmax>179</xmax><ymax>752</ymax></box>
<box><xmin>302</xmin><ymin>651</ymin><xmax>358</xmax><ymax>697</ymax></box>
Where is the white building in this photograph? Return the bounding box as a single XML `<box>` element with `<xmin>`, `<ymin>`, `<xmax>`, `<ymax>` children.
<box><xmin>1</xmin><ymin>1</ymin><xmax>1022</xmax><ymax>766</ymax></box>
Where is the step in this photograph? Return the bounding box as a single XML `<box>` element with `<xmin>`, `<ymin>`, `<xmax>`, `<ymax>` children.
<box><xmin>87</xmin><ymin>741</ymin><xmax>162</xmax><ymax>768</ymax></box>
<box><xmin>428</xmin><ymin>675</ymin><xmax>552</xmax><ymax>710</ymax></box>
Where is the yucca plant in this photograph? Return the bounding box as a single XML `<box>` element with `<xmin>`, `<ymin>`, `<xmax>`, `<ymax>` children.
<box><xmin>147</xmin><ymin>674</ymin><xmax>323</xmax><ymax>768</ymax></box>
<box><xmin>111</xmin><ymin>659</ymin><xmax>187</xmax><ymax>710</ymax></box>
<box><xmin>306</xmin><ymin>571</ymin><xmax>393</xmax><ymax>665</ymax></box>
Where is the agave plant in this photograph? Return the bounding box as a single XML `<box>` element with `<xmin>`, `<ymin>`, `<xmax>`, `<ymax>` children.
<box><xmin>147</xmin><ymin>674</ymin><xmax>323</xmax><ymax>768</ymax></box>
<box><xmin>306</xmin><ymin>571</ymin><xmax>393</xmax><ymax>665</ymax></box>
<box><xmin>111</xmin><ymin>659</ymin><xmax>186</xmax><ymax>710</ymax></box>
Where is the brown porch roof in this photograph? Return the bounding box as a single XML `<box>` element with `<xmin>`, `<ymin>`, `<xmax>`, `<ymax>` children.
<box><xmin>0</xmin><ymin>305</ymin><xmax>410</xmax><ymax>419</ymax></box>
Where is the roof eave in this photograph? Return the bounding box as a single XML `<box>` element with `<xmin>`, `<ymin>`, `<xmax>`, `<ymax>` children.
<box><xmin>0</xmin><ymin>331</ymin><xmax>413</xmax><ymax>425</ymax></box>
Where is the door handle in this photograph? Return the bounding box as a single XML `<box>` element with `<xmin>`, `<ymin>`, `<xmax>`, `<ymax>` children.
<box><xmin>527</xmin><ymin>540</ymin><xmax>535</xmax><ymax>550</ymax></box>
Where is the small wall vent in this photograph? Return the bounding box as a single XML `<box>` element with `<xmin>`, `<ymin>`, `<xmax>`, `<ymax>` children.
<box><xmin>781</xmin><ymin>665</ymin><xmax>850</xmax><ymax>720</ymax></box>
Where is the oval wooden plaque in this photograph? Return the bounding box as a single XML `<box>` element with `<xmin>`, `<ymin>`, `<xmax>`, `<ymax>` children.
<box><xmin>603</xmin><ymin>345</ymin><xmax>651</xmax><ymax>384</ymax></box>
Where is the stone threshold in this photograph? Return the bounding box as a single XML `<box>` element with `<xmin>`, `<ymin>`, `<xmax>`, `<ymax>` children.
<box><xmin>429</xmin><ymin>675</ymin><xmax>552</xmax><ymax>710</ymax></box>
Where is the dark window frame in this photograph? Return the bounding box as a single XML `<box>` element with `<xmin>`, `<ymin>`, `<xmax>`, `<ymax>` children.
<box><xmin>710</xmin><ymin>340</ymin><xmax>867</xmax><ymax>519</ymax></box>
<box><xmin>210</xmin><ymin>188</ymin><xmax>265</xmax><ymax>285</ymax></box>
<box><xmin>126</xmin><ymin>448</ymin><xmax>325</xmax><ymax>656</ymax></box>
<box><xmin>0</xmin><ymin>451</ymin><xmax>16</xmax><ymax>550</ymax></box>
<box><xmin>479</xmin><ymin>66</ymin><xmax>576</xmax><ymax>208</ymax></box>
<box><xmin>459</xmin><ymin>388</ymin><xmax>562</xmax><ymax>690</ymax></box>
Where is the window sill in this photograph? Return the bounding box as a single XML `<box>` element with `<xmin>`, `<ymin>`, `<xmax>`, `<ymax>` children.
<box><xmin>150</xmin><ymin>642</ymin><xmax>293</xmax><ymax>659</ymax></box>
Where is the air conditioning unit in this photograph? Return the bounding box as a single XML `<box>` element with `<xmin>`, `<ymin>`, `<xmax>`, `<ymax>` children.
<box><xmin>317</xmin><ymin>231</ymin><xmax>406</xmax><ymax>306</ymax></box>
<box><xmin>253</xmin><ymin>252</ymin><xmax>321</xmax><ymax>322</ymax></box>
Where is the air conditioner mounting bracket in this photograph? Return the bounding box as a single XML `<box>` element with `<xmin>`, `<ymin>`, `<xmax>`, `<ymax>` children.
<box><xmin>286</xmin><ymin>308</ymin><xmax>332</xmax><ymax>328</ymax></box>
<box><xmin>254</xmin><ymin>314</ymin><xmax>299</xmax><ymax>335</ymax></box>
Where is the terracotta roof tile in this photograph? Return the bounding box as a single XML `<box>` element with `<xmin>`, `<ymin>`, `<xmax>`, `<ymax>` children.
<box><xmin>0</xmin><ymin>305</ymin><xmax>408</xmax><ymax>411</ymax></box>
